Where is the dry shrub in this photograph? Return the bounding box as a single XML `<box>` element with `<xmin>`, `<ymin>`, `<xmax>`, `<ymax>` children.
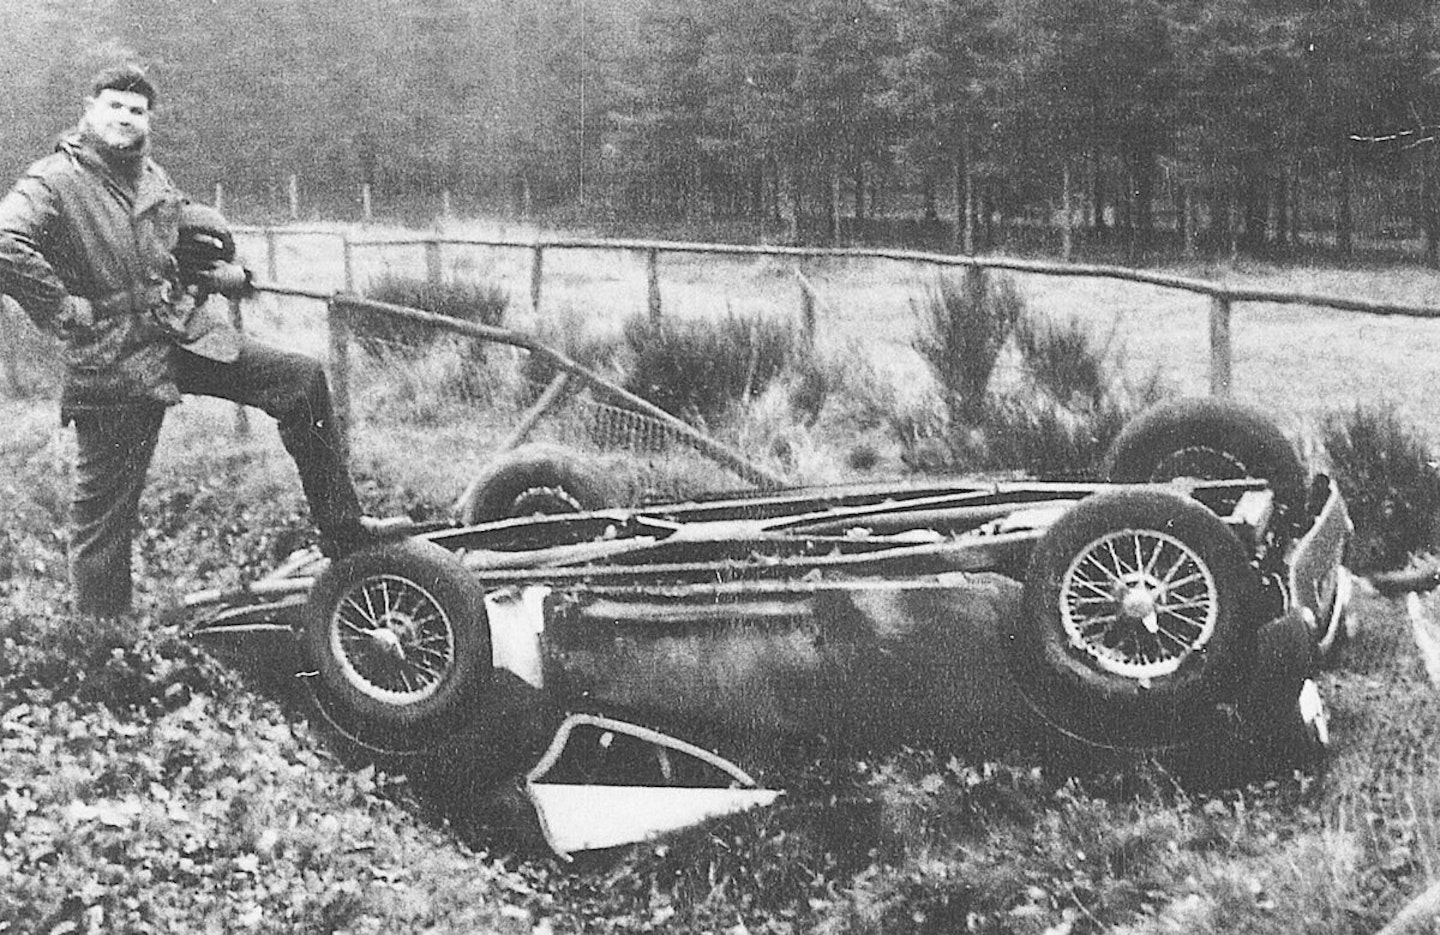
<box><xmin>1014</xmin><ymin>312</ymin><xmax>1113</xmax><ymax>409</ymax></box>
<box><xmin>620</xmin><ymin>311</ymin><xmax>804</xmax><ymax>427</ymax></box>
<box><xmin>913</xmin><ymin>269</ymin><xmax>1023</xmax><ymax>426</ymax></box>
<box><xmin>357</xmin><ymin>274</ymin><xmax>509</xmax><ymax>354</ymax></box>
<box><xmin>353</xmin><ymin>274</ymin><xmax>513</xmax><ymax>413</ymax></box>
<box><xmin>911</xmin><ymin>271</ymin><xmax>1166</xmax><ymax>477</ymax></box>
<box><xmin>1322</xmin><ymin>402</ymin><xmax>1440</xmax><ymax>572</ymax></box>
<box><xmin>970</xmin><ymin>392</ymin><xmax>1154</xmax><ymax>479</ymax></box>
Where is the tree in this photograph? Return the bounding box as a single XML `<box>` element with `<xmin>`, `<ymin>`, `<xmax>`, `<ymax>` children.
<box><xmin>878</xmin><ymin>0</ymin><xmax>1005</xmax><ymax>251</ymax></box>
<box><xmin>791</xmin><ymin>0</ymin><xmax>893</xmax><ymax>240</ymax></box>
<box><xmin>1168</xmin><ymin>2</ymin><xmax>1307</xmax><ymax>253</ymax></box>
<box><xmin>996</xmin><ymin>0</ymin><xmax>1178</xmax><ymax>252</ymax></box>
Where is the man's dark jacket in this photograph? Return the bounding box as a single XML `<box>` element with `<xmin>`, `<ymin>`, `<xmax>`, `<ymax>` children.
<box><xmin>0</xmin><ymin>131</ymin><xmax>239</xmax><ymax>417</ymax></box>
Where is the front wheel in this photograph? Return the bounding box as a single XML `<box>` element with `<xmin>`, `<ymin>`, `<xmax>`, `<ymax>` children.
<box><xmin>1008</xmin><ymin>487</ymin><xmax>1256</xmax><ymax>750</ymax></box>
<box><xmin>302</xmin><ymin>539</ymin><xmax>491</xmax><ymax>736</ymax></box>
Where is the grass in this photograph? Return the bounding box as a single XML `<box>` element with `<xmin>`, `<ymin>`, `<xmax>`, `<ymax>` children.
<box><xmin>8</xmin><ymin>225</ymin><xmax>1440</xmax><ymax>931</ymax></box>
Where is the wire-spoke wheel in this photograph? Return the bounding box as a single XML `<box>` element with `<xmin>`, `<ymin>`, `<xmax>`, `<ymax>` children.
<box><xmin>1060</xmin><ymin>527</ymin><xmax>1220</xmax><ymax>681</ymax></box>
<box><xmin>1146</xmin><ymin>445</ymin><xmax>1247</xmax><ymax>484</ymax></box>
<box><xmin>331</xmin><ymin>573</ymin><xmax>457</xmax><ymax>707</ymax></box>
<box><xmin>1010</xmin><ymin>487</ymin><xmax>1256</xmax><ymax>750</ymax></box>
<box><xmin>304</xmin><ymin>539</ymin><xmax>491</xmax><ymax>731</ymax></box>
<box><xmin>510</xmin><ymin>485</ymin><xmax>585</xmax><ymax>518</ymax></box>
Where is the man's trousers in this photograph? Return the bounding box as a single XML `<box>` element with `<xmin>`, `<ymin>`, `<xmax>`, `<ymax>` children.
<box><xmin>69</xmin><ymin>336</ymin><xmax>362</xmax><ymax>616</ymax></box>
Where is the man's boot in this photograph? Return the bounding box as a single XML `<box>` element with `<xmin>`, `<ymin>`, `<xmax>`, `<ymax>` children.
<box><xmin>276</xmin><ymin>396</ymin><xmax>398</xmax><ymax>557</ymax></box>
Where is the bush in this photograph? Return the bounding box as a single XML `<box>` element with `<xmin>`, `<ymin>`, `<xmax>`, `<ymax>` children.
<box><xmin>517</xmin><ymin>305</ymin><xmax>624</xmax><ymax>405</ymax></box>
<box><xmin>357</xmin><ymin>274</ymin><xmax>508</xmax><ymax>357</ymax></box>
<box><xmin>909</xmin><ymin>270</ymin><xmax>1166</xmax><ymax>478</ymax></box>
<box><xmin>354</xmin><ymin>275</ymin><xmax>511</xmax><ymax>408</ymax></box>
<box><xmin>913</xmin><ymin>269</ymin><xmax>1023</xmax><ymax>426</ymax></box>
<box><xmin>1322</xmin><ymin>403</ymin><xmax>1440</xmax><ymax>571</ymax></box>
<box><xmin>1015</xmin><ymin>312</ymin><xmax>1112</xmax><ymax>409</ymax></box>
<box><xmin>968</xmin><ymin>393</ymin><xmax>1149</xmax><ymax>479</ymax></box>
<box><xmin>620</xmin><ymin>311</ymin><xmax>804</xmax><ymax>426</ymax></box>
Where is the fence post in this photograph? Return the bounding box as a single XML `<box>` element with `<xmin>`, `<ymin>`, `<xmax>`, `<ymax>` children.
<box><xmin>1209</xmin><ymin>294</ymin><xmax>1233</xmax><ymax>398</ymax></box>
<box><xmin>795</xmin><ymin>269</ymin><xmax>818</xmax><ymax>345</ymax></box>
<box><xmin>327</xmin><ymin>298</ymin><xmax>352</xmax><ymax>461</ymax></box>
<box><xmin>213</xmin><ymin>181</ymin><xmax>225</xmax><ymax>215</ymax></box>
<box><xmin>530</xmin><ymin>245</ymin><xmax>545</xmax><ymax>317</ymax></box>
<box><xmin>329</xmin><ymin>234</ymin><xmax>356</xmax><ymax>458</ymax></box>
<box><xmin>288</xmin><ymin>174</ymin><xmax>300</xmax><ymax>221</ymax></box>
<box><xmin>343</xmin><ymin>231</ymin><xmax>356</xmax><ymax>293</ymax></box>
<box><xmin>361</xmin><ymin>183</ymin><xmax>373</xmax><ymax>224</ymax></box>
<box><xmin>266</xmin><ymin>228</ymin><xmax>279</xmax><ymax>282</ymax></box>
<box><xmin>229</xmin><ymin>296</ymin><xmax>250</xmax><ymax>437</ymax></box>
<box><xmin>646</xmin><ymin>248</ymin><xmax>662</xmax><ymax>320</ymax></box>
<box><xmin>425</xmin><ymin>239</ymin><xmax>443</xmax><ymax>284</ymax></box>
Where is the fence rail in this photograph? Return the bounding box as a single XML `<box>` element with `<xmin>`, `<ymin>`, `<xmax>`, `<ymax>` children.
<box><xmin>226</xmin><ymin>227</ymin><xmax>1440</xmax><ymax>462</ymax></box>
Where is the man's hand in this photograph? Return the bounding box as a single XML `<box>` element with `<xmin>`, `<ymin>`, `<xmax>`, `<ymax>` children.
<box><xmin>194</xmin><ymin>262</ymin><xmax>253</xmax><ymax>300</ymax></box>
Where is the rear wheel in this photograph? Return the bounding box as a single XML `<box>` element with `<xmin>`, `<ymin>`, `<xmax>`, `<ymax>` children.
<box><xmin>458</xmin><ymin>443</ymin><xmax>609</xmax><ymax>524</ymax></box>
<box><xmin>1009</xmin><ymin>487</ymin><xmax>1256</xmax><ymax>750</ymax></box>
<box><xmin>1103</xmin><ymin>397</ymin><xmax>1306</xmax><ymax>521</ymax></box>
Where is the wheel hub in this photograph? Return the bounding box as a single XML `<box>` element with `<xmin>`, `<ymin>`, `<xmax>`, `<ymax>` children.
<box><xmin>367</xmin><ymin>620</ymin><xmax>408</xmax><ymax>659</ymax></box>
<box><xmin>1116</xmin><ymin>579</ymin><xmax>1160</xmax><ymax>632</ymax></box>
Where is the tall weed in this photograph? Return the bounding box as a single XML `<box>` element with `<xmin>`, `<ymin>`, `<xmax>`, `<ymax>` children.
<box><xmin>355</xmin><ymin>274</ymin><xmax>511</xmax><ymax>413</ymax></box>
<box><xmin>1321</xmin><ymin>403</ymin><xmax>1440</xmax><ymax>571</ymax></box>
<box><xmin>1015</xmin><ymin>312</ymin><xmax>1114</xmax><ymax>408</ymax></box>
<box><xmin>357</xmin><ymin>274</ymin><xmax>509</xmax><ymax>354</ymax></box>
<box><xmin>913</xmin><ymin>269</ymin><xmax>1022</xmax><ymax>426</ymax></box>
<box><xmin>911</xmin><ymin>271</ymin><xmax>1165</xmax><ymax>477</ymax></box>
<box><xmin>518</xmin><ymin>304</ymin><xmax>625</xmax><ymax>404</ymax></box>
<box><xmin>620</xmin><ymin>311</ymin><xmax>804</xmax><ymax>426</ymax></box>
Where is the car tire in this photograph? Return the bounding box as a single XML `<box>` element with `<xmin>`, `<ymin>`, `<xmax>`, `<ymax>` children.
<box><xmin>1009</xmin><ymin>487</ymin><xmax>1256</xmax><ymax>750</ymax></box>
<box><xmin>1102</xmin><ymin>397</ymin><xmax>1306</xmax><ymax>522</ymax></box>
<box><xmin>458</xmin><ymin>443</ymin><xmax>609</xmax><ymax>524</ymax></box>
<box><xmin>1172</xmin><ymin>609</ymin><xmax>1329</xmax><ymax>785</ymax></box>
<box><xmin>303</xmin><ymin>538</ymin><xmax>491</xmax><ymax>735</ymax></box>
<box><xmin>1240</xmin><ymin>610</ymin><xmax>1328</xmax><ymax>768</ymax></box>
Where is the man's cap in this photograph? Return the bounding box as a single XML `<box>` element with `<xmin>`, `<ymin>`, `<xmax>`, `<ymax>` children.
<box><xmin>89</xmin><ymin>64</ymin><xmax>156</xmax><ymax>107</ymax></box>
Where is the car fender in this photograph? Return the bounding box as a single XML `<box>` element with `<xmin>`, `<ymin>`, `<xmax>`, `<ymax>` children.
<box><xmin>1285</xmin><ymin>475</ymin><xmax>1354</xmax><ymax>655</ymax></box>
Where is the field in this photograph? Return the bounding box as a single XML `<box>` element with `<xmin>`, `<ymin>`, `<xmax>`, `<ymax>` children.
<box><xmin>235</xmin><ymin>221</ymin><xmax>1440</xmax><ymax>441</ymax></box>
<box><xmin>6</xmin><ymin>226</ymin><xmax>1440</xmax><ymax>933</ymax></box>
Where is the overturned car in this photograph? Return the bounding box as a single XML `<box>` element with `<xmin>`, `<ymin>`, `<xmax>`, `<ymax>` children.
<box><xmin>185</xmin><ymin>397</ymin><xmax>1353</xmax><ymax>854</ymax></box>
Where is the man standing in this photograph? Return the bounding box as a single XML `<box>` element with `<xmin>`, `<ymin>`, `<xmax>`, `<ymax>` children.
<box><xmin>0</xmin><ymin>64</ymin><xmax>384</xmax><ymax>619</ymax></box>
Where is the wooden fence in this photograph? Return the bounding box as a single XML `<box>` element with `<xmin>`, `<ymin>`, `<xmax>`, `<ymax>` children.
<box><xmin>231</xmin><ymin>227</ymin><xmax>1440</xmax><ymax>460</ymax></box>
